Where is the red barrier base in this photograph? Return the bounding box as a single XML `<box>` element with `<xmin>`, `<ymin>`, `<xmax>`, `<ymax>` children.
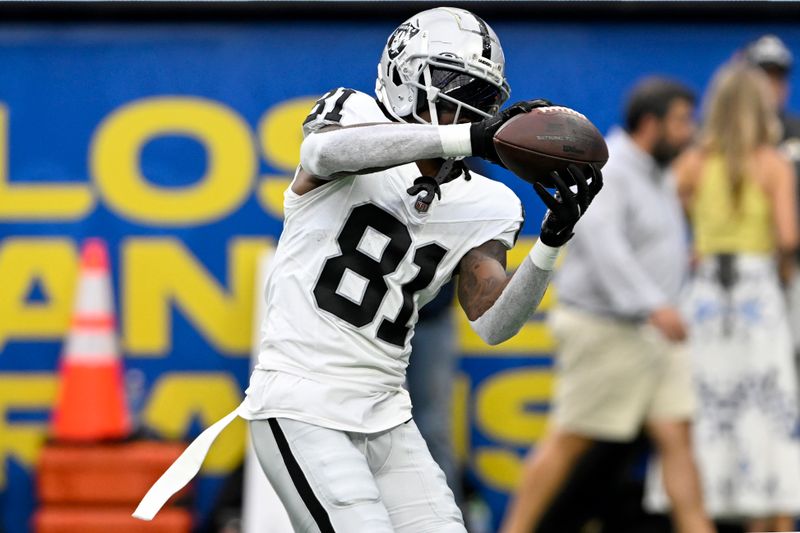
<box><xmin>34</xmin><ymin>507</ymin><xmax>192</xmax><ymax>533</ymax></box>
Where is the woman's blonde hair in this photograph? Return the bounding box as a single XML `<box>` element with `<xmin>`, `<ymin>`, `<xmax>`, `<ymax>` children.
<box><xmin>701</xmin><ymin>61</ymin><xmax>781</xmax><ymax>205</ymax></box>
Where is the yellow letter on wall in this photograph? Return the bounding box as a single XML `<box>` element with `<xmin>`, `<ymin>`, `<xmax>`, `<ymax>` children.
<box><xmin>472</xmin><ymin>368</ymin><xmax>554</xmax><ymax>492</ymax></box>
<box><xmin>91</xmin><ymin>97</ymin><xmax>255</xmax><ymax>226</ymax></box>
<box><xmin>123</xmin><ymin>237</ymin><xmax>268</xmax><ymax>356</ymax></box>
<box><xmin>0</xmin><ymin>104</ymin><xmax>93</xmax><ymax>220</ymax></box>
<box><xmin>476</xmin><ymin>368</ymin><xmax>554</xmax><ymax>446</ymax></box>
<box><xmin>141</xmin><ymin>373</ymin><xmax>245</xmax><ymax>474</ymax></box>
<box><xmin>256</xmin><ymin>97</ymin><xmax>317</xmax><ymax>219</ymax></box>
<box><xmin>0</xmin><ymin>238</ymin><xmax>78</xmax><ymax>351</ymax></box>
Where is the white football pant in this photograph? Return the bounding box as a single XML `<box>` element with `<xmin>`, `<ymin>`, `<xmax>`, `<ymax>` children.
<box><xmin>248</xmin><ymin>418</ymin><xmax>466</xmax><ymax>533</ymax></box>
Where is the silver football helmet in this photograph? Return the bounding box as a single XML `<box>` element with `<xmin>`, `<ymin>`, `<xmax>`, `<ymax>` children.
<box><xmin>375</xmin><ymin>7</ymin><xmax>510</xmax><ymax>125</ymax></box>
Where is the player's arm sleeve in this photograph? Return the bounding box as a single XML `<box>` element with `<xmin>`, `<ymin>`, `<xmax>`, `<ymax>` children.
<box><xmin>461</xmin><ymin>198</ymin><xmax>555</xmax><ymax>347</ymax></box>
<box><xmin>468</xmin><ymin>239</ymin><xmax>558</xmax><ymax>346</ymax></box>
<box><xmin>299</xmin><ymin>88</ymin><xmax>473</xmax><ymax>179</ymax></box>
<box><xmin>572</xmin><ymin>178</ymin><xmax>668</xmax><ymax>316</ymax></box>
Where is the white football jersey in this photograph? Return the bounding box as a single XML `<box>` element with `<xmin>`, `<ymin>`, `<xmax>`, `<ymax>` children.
<box><xmin>242</xmin><ymin>88</ymin><xmax>524</xmax><ymax>433</ymax></box>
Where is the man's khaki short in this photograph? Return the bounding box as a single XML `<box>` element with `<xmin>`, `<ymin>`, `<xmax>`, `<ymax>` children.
<box><xmin>549</xmin><ymin>306</ymin><xmax>695</xmax><ymax>442</ymax></box>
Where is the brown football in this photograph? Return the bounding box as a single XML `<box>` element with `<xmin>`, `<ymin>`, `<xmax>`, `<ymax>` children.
<box><xmin>493</xmin><ymin>106</ymin><xmax>608</xmax><ymax>187</ymax></box>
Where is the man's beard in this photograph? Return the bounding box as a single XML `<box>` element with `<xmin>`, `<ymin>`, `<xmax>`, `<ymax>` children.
<box><xmin>652</xmin><ymin>136</ymin><xmax>683</xmax><ymax>167</ymax></box>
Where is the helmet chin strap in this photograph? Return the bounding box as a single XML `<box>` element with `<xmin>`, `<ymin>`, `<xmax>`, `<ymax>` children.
<box><xmin>407</xmin><ymin>157</ymin><xmax>472</xmax><ymax>213</ymax></box>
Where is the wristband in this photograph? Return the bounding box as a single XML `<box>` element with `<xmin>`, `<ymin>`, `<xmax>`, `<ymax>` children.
<box><xmin>529</xmin><ymin>239</ymin><xmax>560</xmax><ymax>271</ymax></box>
<box><xmin>439</xmin><ymin>123</ymin><xmax>473</xmax><ymax>157</ymax></box>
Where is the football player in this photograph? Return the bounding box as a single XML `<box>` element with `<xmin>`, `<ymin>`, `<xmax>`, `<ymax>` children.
<box><xmin>135</xmin><ymin>7</ymin><xmax>601</xmax><ymax>532</ymax></box>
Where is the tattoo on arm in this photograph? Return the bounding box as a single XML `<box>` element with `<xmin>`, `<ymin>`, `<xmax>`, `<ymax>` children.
<box><xmin>457</xmin><ymin>240</ymin><xmax>510</xmax><ymax>321</ymax></box>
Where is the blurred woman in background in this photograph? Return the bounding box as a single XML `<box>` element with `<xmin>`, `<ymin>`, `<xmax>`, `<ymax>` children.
<box><xmin>647</xmin><ymin>61</ymin><xmax>800</xmax><ymax>532</ymax></box>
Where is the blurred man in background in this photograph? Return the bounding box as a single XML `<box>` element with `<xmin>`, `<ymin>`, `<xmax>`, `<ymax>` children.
<box><xmin>501</xmin><ymin>78</ymin><xmax>715</xmax><ymax>533</ymax></box>
<box><xmin>744</xmin><ymin>34</ymin><xmax>800</xmax><ymax>168</ymax></box>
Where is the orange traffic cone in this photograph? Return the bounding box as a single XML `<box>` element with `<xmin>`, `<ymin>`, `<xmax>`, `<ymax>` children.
<box><xmin>51</xmin><ymin>238</ymin><xmax>131</xmax><ymax>441</ymax></box>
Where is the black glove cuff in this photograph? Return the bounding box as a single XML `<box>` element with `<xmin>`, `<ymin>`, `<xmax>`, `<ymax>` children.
<box><xmin>539</xmin><ymin>230</ymin><xmax>574</xmax><ymax>248</ymax></box>
<box><xmin>469</xmin><ymin>122</ymin><xmax>485</xmax><ymax>158</ymax></box>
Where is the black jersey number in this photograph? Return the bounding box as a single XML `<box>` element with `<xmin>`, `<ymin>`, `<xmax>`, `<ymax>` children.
<box><xmin>313</xmin><ymin>204</ymin><xmax>447</xmax><ymax>347</ymax></box>
<box><xmin>303</xmin><ymin>88</ymin><xmax>356</xmax><ymax>126</ymax></box>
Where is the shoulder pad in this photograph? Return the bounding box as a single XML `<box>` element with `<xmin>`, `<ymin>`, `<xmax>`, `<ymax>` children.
<box><xmin>302</xmin><ymin>88</ymin><xmax>390</xmax><ymax>137</ymax></box>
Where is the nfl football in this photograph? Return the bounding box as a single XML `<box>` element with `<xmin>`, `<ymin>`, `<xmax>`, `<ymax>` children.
<box><xmin>493</xmin><ymin>106</ymin><xmax>608</xmax><ymax>187</ymax></box>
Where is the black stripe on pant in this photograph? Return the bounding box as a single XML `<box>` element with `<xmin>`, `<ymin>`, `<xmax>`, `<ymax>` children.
<box><xmin>268</xmin><ymin>418</ymin><xmax>336</xmax><ymax>533</ymax></box>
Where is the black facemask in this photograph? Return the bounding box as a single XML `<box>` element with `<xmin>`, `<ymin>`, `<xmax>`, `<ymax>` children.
<box><xmin>416</xmin><ymin>67</ymin><xmax>503</xmax><ymax>120</ymax></box>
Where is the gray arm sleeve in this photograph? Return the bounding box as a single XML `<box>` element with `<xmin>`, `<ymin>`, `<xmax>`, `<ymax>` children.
<box><xmin>469</xmin><ymin>241</ymin><xmax>559</xmax><ymax>346</ymax></box>
<box><xmin>299</xmin><ymin>122</ymin><xmax>473</xmax><ymax>178</ymax></box>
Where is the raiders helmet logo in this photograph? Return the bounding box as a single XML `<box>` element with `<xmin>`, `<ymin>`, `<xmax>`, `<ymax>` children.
<box><xmin>387</xmin><ymin>23</ymin><xmax>420</xmax><ymax>60</ymax></box>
